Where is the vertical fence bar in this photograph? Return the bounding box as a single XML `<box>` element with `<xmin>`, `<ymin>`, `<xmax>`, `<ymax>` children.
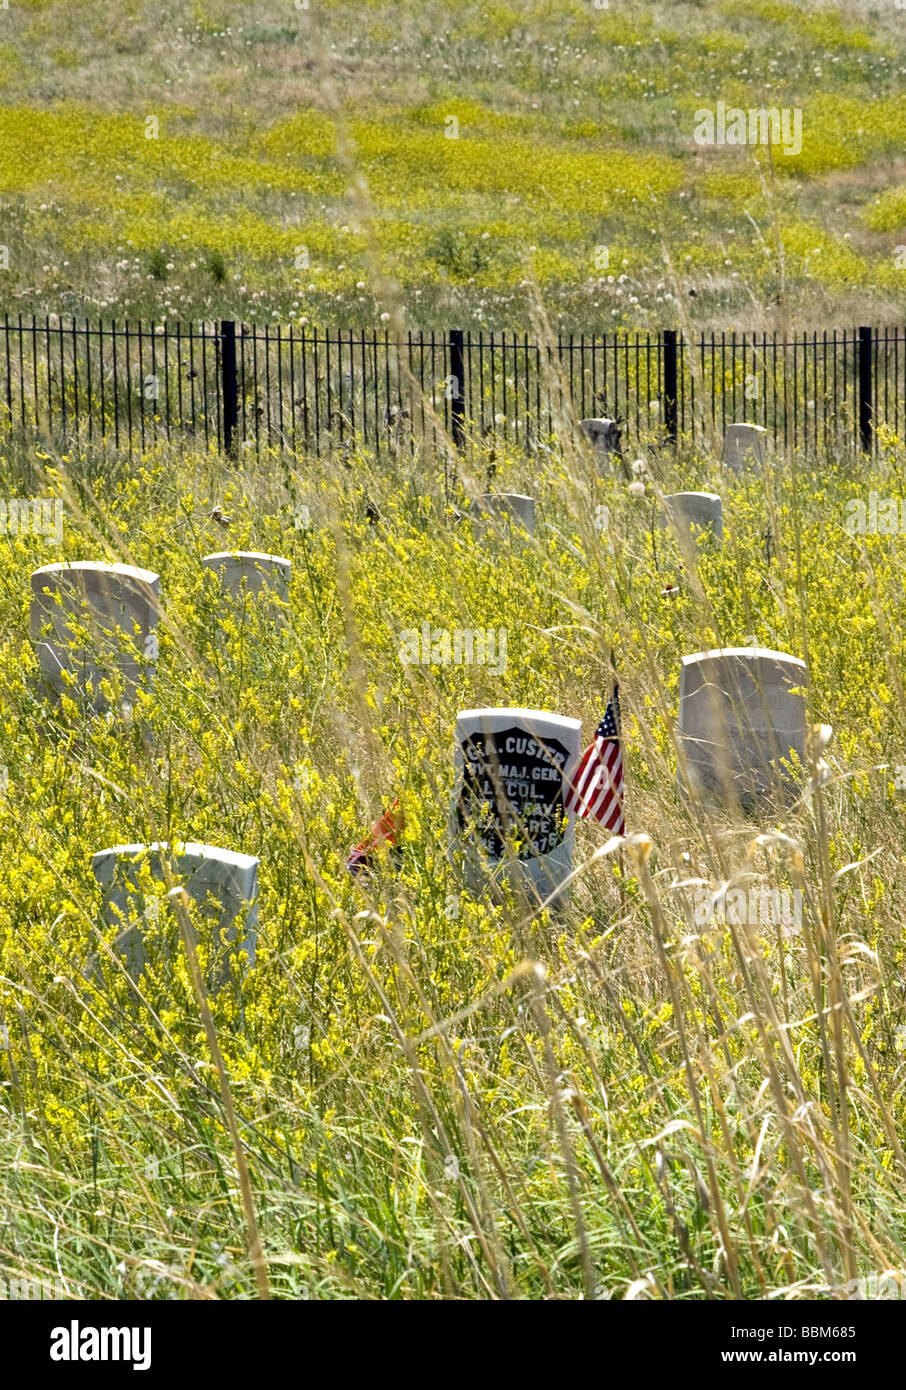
<box><xmin>111</xmin><ymin>319</ymin><xmax>120</xmax><ymax>451</ymax></box>
<box><xmin>303</xmin><ymin>325</ymin><xmax>311</xmax><ymax>453</ymax></box>
<box><xmin>359</xmin><ymin>328</ymin><xmax>367</xmax><ymax>449</ymax></box>
<box><xmin>96</xmin><ymin>317</ymin><xmax>104</xmax><ymax>443</ymax></box>
<box><xmin>252</xmin><ymin>326</ymin><xmax>260</xmax><ymax>457</ymax></box>
<box><xmin>822</xmin><ymin>330</ymin><xmax>828</xmax><ymax>455</ymax></box>
<box><xmin>265</xmin><ymin>323</ymin><xmax>273</xmax><ymax>446</ymax></box>
<box><xmin>858</xmin><ymin>325</ymin><xmax>873</xmax><ymax>455</ymax></box>
<box><xmin>30</xmin><ymin>314</ymin><xmax>39</xmax><ymax>434</ymax></box>
<box><xmin>663</xmin><ymin>329</ymin><xmax>678</xmax><ymax>446</ymax></box>
<box><xmin>150</xmin><ymin>320</ymin><xmax>157</xmax><ymax>446</ymax></box>
<box><xmin>221</xmin><ymin>319</ymin><xmax>238</xmax><ymax>458</ymax></box>
<box><xmin>176</xmin><ymin>321</ymin><xmax>184</xmax><ymax>434</ymax></box>
<box><xmin>3</xmin><ymin>314</ymin><xmax>11</xmax><ymax>433</ymax></box>
<box><xmin>289</xmin><ymin>325</ymin><xmax>297</xmax><ymax>454</ymax></box>
<box><xmin>16</xmin><ymin>312</ymin><xmax>24</xmax><ymax>436</ymax></box>
<box><xmin>449</xmin><ymin>328</ymin><xmax>465</xmax><ymax>447</ymax></box>
<box><xmin>200</xmin><ymin>322</ymin><xmax>211</xmax><ymax>452</ymax></box>
<box><xmin>124</xmin><ymin>319</ymin><xmax>133</xmax><ymax>456</ymax></box>
<box><xmin>71</xmin><ymin>316</ymin><xmax>80</xmax><ymax>438</ymax></box>
<box><xmin>162</xmin><ymin>320</ymin><xmax>171</xmax><ymax>441</ymax></box>
<box><xmin>370</xmin><ymin>329</ymin><xmax>377</xmax><ymax>459</ymax></box>
<box><xmin>324</xmin><ymin>328</ymin><xmax>332</xmax><ymax>438</ymax></box>
<box><xmin>422</xmin><ymin>328</ymin><xmax>430</xmax><ymax>436</ymax></box>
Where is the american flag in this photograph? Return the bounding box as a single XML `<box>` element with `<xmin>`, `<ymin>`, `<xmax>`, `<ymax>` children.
<box><xmin>564</xmin><ymin>688</ymin><xmax>625</xmax><ymax>832</ymax></box>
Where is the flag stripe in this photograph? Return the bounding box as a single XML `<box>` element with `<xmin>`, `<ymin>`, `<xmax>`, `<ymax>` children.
<box><xmin>564</xmin><ymin>690</ymin><xmax>625</xmax><ymax>831</ymax></box>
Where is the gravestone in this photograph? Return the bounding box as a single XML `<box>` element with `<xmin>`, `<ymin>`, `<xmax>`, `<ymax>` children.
<box><xmin>579</xmin><ymin>418</ymin><xmax>623</xmax><ymax>463</ymax></box>
<box><xmin>663</xmin><ymin>492</ymin><xmax>724</xmax><ymax>541</ymax></box>
<box><xmin>29</xmin><ymin>561</ymin><xmax>160</xmax><ymax>712</ymax></box>
<box><xmin>677</xmin><ymin>647</ymin><xmax>807</xmax><ymax>812</ymax></box>
<box><xmin>92</xmin><ymin>841</ymin><xmax>259</xmax><ymax>988</ymax></box>
<box><xmin>469</xmin><ymin>494</ymin><xmax>535</xmax><ymax>540</ymax></box>
<box><xmin>452</xmin><ymin>708</ymin><xmax>582</xmax><ymax>905</ymax></box>
<box><xmin>722</xmin><ymin>423</ymin><xmax>767</xmax><ymax>471</ymax></box>
<box><xmin>202</xmin><ymin>551</ymin><xmax>291</xmax><ymax>602</ymax></box>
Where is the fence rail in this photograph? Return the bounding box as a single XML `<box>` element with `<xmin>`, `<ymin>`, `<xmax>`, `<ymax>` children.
<box><xmin>0</xmin><ymin>315</ymin><xmax>902</xmax><ymax>460</ymax></box>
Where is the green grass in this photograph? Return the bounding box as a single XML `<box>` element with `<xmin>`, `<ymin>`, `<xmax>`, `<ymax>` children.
<box><xmin>2</xmin><ymin>0</ymin><xmax>906</xmax><ymax>1305</ymax></box>
<box><xmin>1</xmin><ymin>409</ymin><xmax>906</xmax><ymax>1298</ymax></box>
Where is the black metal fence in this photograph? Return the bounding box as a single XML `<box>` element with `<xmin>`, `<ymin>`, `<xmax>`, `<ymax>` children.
<box><xmin>0</xmin><ymin>315</ymin><xmax>901</xmax><ymax>460</ymax></box>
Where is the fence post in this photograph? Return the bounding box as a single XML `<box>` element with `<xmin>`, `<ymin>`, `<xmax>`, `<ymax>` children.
<box><xmin>858</xmin><ymin>325</ymin><xmax>873</xmax><ymax>456</ymax></box>
<box><xmin>449</xmin><ymin>329</ymin><xmax>466</xmax><ymax>448</ymax></box>
<box><xmin>221</xmin><ymin>320</ymin><xmax>238</xmax><ymax>458</ymax></box>
<box><xmin>663</xmin><ymin>329</ymin><xmax>678</xmax><ymax>447</ymax></box>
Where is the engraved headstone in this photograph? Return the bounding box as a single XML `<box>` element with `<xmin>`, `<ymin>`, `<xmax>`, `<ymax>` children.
<box><xmin>91</xmin><ymin>841</ymin><xmax>259</xmax><ymax>988</ymax></box>
<box><xmin>677</xmin><ymin>647</ymin><xmax>807</xmax><ymax>811</ymax></box>
<box><xmin>202</xmin><ymin>551</ymin><xmax>291</xmax><ymax>602</ymax></box>
<box><xmin>29</xmin><ymin>561</ymin><xmax>160</xmax><ymax>712</ymax></box>
<box><xmin>452</xmin><ymin>708</ymin><xmax>582</xmax><ymax>904</ymax></box>
<box><xmin>469</xmin><ymin>494</ymin><xmax>535</xmax><ymax>540</ymax></box>
<box><xmin>663</xmin><ymin>492</ymin><xmax>723</xmax><ymax>541</ymax></box>
<box><xmin>722</xmin><ymin>423</ymin><xmax>767</xmax><ymax>471</ymax></box>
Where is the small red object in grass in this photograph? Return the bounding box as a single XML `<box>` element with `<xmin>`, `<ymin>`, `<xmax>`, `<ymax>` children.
<box><xmin>346</xmin><ymin>798</ymin><xmax>404</xmax><ymax>878</ymax></box>
<box><xmin>661</xmin><ymin>584</ymin><xmax>680</xmax><ymax>599</ymax></box>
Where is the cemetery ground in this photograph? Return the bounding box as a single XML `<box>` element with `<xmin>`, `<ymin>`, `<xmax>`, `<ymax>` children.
<box><xmin>1</xmin><ymin>419</ymin><xmax>906</xmax><ymax>1301</ymax></box>
<box><xmin>2</xmin><ymin>0</ymin><xmax>906</xmax><ymax>331</ymax></box>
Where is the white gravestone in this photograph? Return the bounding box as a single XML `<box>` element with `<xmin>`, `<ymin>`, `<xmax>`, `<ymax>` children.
<box><xmin>452</xmin><ymin>708</ymin><xmax>582</xmax><ymax>905</ymax></box>
<box><xmin>677</xmin><ymin>647</ymin><xmax>807</xmax><ymax>811</ymax></box>
<box><xmin>663</xmin><ymin>492</ymin><xmax>723</xmax><ymax>541</ymax></box>
<box><xmin>722</xmin><ymin>423</ymin><xmax>767</xmax><ymax>471</ymax></box>
<box><xmin>470</xmin><ymin>494</ymin><xmax>535</xmax><ymax>540</ymax></box>
<box><xmin>30</xmin><ymin>561</ymin><xmax>160</xmax><ymax>712</ymax></box>
<box><xmin>579</xmin><ymin>418</ymin><xmax>623</xmax><ymax>462</ymax></box>
<box><xmin>202</xmin><ymin>551</ymin><xmax>291</xmax><ymax>602</ymax></box>
<box><xmin>92</xmin><ymin>841</ymin><xmax>258</xmax><ymax>988</ymax></box>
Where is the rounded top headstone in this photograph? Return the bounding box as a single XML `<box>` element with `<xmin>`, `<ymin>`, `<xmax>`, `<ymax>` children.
<box><xmin>202</xmin><ymin>551</ymin><xmax>291</xmax><ymax>570</ymax></box>
<box><xmin>202</xmin><ymin>551</ymin><xmax>291</xmax><ymax>604</ymax></box>
<box><xmin>91</xmin><ymin>841</ymin><xmax>260</xmax><ymax>880</ymax></box>
<box><xmin>667</xmin><ymin>491</ymin><xmax>722</xmax><ymax>505</ymax></box>
<box><xmin>469</xmin><ymin>495</ymin><xmax>535</xmax><ymax>540</ymax></box>
<box><xmin>453</xmin><ymin>708</ymin><xmax>583</xmax><ymax>902</ymax></box>
<box><xmin>677</xmin><ymin>647</ymin><xmax>807</xmax><ymax>811</ymax></box>
<box><xmin>456</xmin><ymin>706</ymin><xmax>582</xmax><ymax>732</ymax></box>
<box><xmin>681</xmin><ymin>645</ymin><xmax>805</xmax><ymax>671</ymax></box>
<box><xmin>662</xmin><ymin>492</ymin><xmax>723</xmax><ymax>539</ymax></box>
<box><xmin>722</xmin><ymin>423</ymin><xmax>768</xmax><ymax>470</ymax></box>
<box><xmin>32</xmin><ymin>560</ymin><xmax>160</xmax><ymax>591</ymax></box>
<box><xmin>91</xmin><ymin>842</ymin><xmax>259</xmax><ymax>986</ymax></box>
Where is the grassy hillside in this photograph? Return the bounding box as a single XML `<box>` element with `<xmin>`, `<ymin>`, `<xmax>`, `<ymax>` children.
<box><xmin>0</xmin><ymin>0</ymin><xmax>905</xmax><ymax>330</ymax></box>
<box><xmin>1</xmin><ymin>422</ymin><xmax>906</xmax><ymax>1298</ymax></box>
<box><xmin>2</xmin><ymin>0</ymin><xmax>906</xmax><ymax>1307</ymax></box>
